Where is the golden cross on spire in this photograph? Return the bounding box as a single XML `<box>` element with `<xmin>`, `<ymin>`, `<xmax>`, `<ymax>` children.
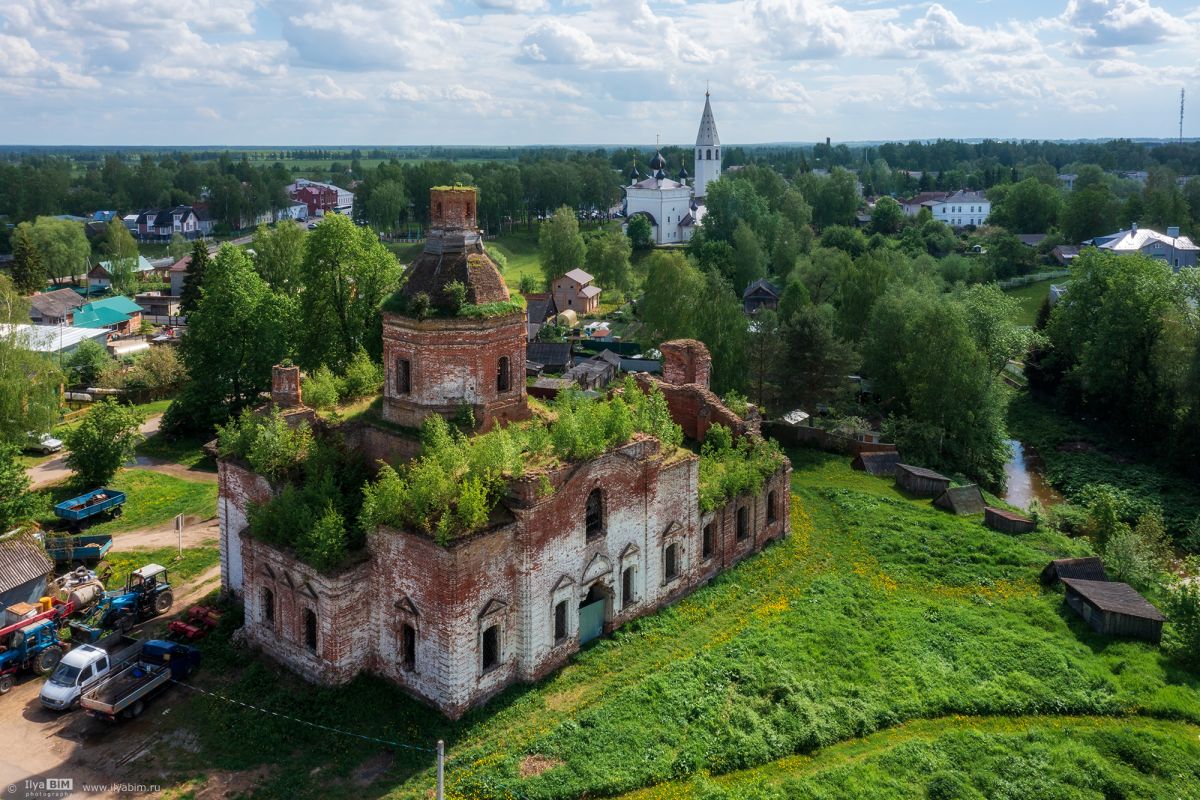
<box><xmin>656</xmin><ymin>132</ymin><xmax>660</xmax><ymax>149</ymax></box>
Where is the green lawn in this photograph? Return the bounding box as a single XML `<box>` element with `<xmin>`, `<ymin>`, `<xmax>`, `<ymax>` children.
<box><xmin>135</xmin><ymin>431</ymin><xmax>216</xmax><ymax>471</ymax></box>
<box><xmin>143</xmin><ymin>447</ymin><xmax>1198</xmax><ymax>799</ymax></box>
<box><xmin>34</xmin><ymin>468</ymin><xmax>218</xmax><ymax>535</ymax></box>
<box><xmin>103</xmin><ymin>545</ymin><xmax>220</xmax><ymax>592</ymax></box>
<box><xmin>1003</xmin><ymin>278</ymin><xmax>1056</xmax><ymax>327</ymax></box>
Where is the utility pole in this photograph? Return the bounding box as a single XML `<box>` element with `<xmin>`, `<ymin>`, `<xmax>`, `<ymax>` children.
<box><xmin>436</xmin><ymin>739</ymin><xmax>444</xmax><ymax>800</ymax></box>
<box><xmin>1180</xmin><ymin>88</ymin><xmax>1186</xmax><ymax>144</ymax></box>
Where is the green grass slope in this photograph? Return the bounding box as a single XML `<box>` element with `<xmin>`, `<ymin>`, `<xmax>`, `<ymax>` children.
<box><xmin>155</xmin><ymin>449</ymin><xmax>1199</xmax><ymax>799</ymax></box>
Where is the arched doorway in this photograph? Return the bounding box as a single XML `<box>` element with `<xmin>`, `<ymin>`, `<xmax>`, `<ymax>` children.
<box><xmin>578</xmin><ymin>583</ymin><xmax>611</xmax><ymax>644</ymax></box>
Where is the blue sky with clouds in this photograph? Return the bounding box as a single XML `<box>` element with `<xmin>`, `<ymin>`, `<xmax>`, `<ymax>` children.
<box><xmin>0</xmin><ymin>0</ymin><xmax>1197</xmax><ymax>145</ymax></box>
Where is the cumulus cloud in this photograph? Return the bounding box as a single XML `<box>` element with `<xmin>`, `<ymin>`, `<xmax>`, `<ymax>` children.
<box><xmin>284</xmin><ymin>0</ymin><xmax>461</xmax><ymax>71</ymax></box>
<box><xmin>749</xmin><ymin>0</ymin><xmax>855</xmax><ymax>59</ymax></box>
<box><xmin>473</xmin><ymin>0</ymin><xmax>548</xmax><ymax>12</ymax></box>
<box><xmin>1065</xmin><ymin>0</ymin><xmax>1179</xmax><ymax>48</ymax></box>
<box><xmin>305</xmin><ymin>75</ymin><xmax>365</xmax><ymax>101</ymax></box>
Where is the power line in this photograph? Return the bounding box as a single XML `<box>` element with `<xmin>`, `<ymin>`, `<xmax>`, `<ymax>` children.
<box><xmin>169</xmin><ymin>680</ymin><xmax>436</xmax><ymax>753</ymax></box>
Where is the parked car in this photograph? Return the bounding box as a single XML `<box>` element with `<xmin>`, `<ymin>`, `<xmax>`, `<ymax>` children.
<box><xmin>40</xmin><ymin>635</ymin><xmax>140</xmax><ymax>711</ymax></box>
<box><xmin>26</xmin><ymin>432</ymin><xmax>63</xmax><ymax>454</ymax></box>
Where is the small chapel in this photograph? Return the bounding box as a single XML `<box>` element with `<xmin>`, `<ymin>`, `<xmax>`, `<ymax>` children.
<box><xmin>623</xmin><ymin>91</ymin><xmax>722</xmax><ymax>245</ymax></box>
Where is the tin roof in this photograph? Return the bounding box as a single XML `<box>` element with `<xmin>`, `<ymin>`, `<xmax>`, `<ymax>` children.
<box><xmin>0</xmin><ymin>533</ymin><xmax>53</xmax><ymax>594</ymax></box>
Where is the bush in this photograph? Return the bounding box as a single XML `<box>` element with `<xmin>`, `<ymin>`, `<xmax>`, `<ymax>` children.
<box><xmin>338</xmin><ymin>349</ymin><xmax>384</xmax><ymax>400</ymax></box>
<box><xmin>64</xmin><ymin>398</ymin><xmax>144</xmax><ymax>486</ymax></box>
<box><xmin>65</xmin><ymin>339</ymin><xmax>111</xmax><ymax>387</ymax></box>
<box><xmin>722</xmin><ymin>391</ymin><xmax>751</xmax><ymax>419</ymax></box>
<box><xmin>1164</xmin><ymin>566</ymin><xmax>1200</xmax><ymax>668</ymax></box>
<box><xmin>698</xmin><ymin>424</ymin><xmax>785</xmax><ymax>512</ymax></box>
<box><xmin>126</xmin><ymin>346</ymin><xmax>186</xmax><ymax>395</ymax></box>
<box><xmin>216</xmin><ymin>408</ymin><xmax>312</xmax><ymax>483</ymax></box>
<box><xmin>302</xmin><ymin>366</ymin><xmax>340</xmax><ymax>410</ymax></box>
<box><xmin>443</xmin><ymin>280</ymin><xmax>467</xmax><ymax>314</ymax></box>
<box><xmin>297</xmin><ymin>506</ymin><xmax>348</xmax><ymax>571</ymax></box>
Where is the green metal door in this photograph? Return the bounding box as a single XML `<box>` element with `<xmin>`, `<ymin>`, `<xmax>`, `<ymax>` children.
<box><xmin>578</xmin><ymin>600</ymin><xmax>605</xmax><ymax>644</ymax></box>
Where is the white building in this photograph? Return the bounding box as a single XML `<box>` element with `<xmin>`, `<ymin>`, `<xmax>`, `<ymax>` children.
<box><xmin>928</xmin><ymin>190</ymin><xmax>990</xmax><ymax>228</ymax></box>
<box><xmin>623</xmin><ymin>93</ymin><xmax>721</xmax><ymax>246</ymax></box>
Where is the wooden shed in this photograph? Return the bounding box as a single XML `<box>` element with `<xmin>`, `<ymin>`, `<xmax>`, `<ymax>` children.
<box><xmin>1060</xmin><ymin>578</ymin><xmax>1166</xmax><ymax>644</ymax></box>
<box><xmin>894</xmin><ymin>464</ymin><xmax>951</xmax><ymax>498</ymax></box>
<box><xmin>1040</xmin><ymin>557</ymin><xmax>1107</xmax><ymax>585</ymax></box>
<box><xmin>933</xmin><ymin>485</ymin><xmax>985</xmax><ymax>515</ymax></box>
<box><xmin>985</xmin><ymin>506</ymin><xmax>1037</xmax><ymax>534</ymax></box>
<box><xmin>852</xmin><ymin>451</ymin><xmax>901</xmax><ymax>477</ymax></box>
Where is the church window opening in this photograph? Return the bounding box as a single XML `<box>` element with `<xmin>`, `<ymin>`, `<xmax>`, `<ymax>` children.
<box><xmin>303</xmin><ymin>609</ymin><xmax>318</xmax><ymax>651</ymax></box>
<box><xmin>402</xmin><ymin>624</ymin><xmax>416</xmax><ymax>671</ymax></box>
<box><xmin>768</xmin><ymin>491</ymin><xmax>778</xmax><ymax>524</ymax></box>
<box><xmin>585</xmin><ymin>489</ymin><xmax>604</xmax><ymax>539</ymax></box>
<box><xmin>622</xmin><ymin>565</ymin><xmax>636</xmax><ymax>607</ymax></box>
<box><xmin>497</xmin><ymin>357</ymin><xmax>510</xmax><ymax>392</ymax></box>
<box><xmin>262</xmin><ymin>588</ymin><xmax>275</xmax><ymax>626</ymax></box>
<box><xmin>665</xmin><ymin>543</ymin><xmax>679</xmax><ymax>581</ymax></box>
<box><xmin>702</xmin><ymin>524</ymin><xmax>714</xmax><ymax>559</ymax></box>
<box><xmin>482</xmin><ymin>625</ymin><xmax>500</xmax><ymax>670</ymax></box>
<box><xmin>395</xmin><ymin>357</ymin><xmax>411</xmax><ymax>395</ymax></box>
<box><xmin>554</xmin><ymin>600</ymin><xmax>568</xmax><ymax>643</ymax></box>
<box><xmin>706</xmin><ymin>149</ymin><xmax>712</xmax><ymax>160</ymax></box>
<box><xmin>736</xmin><ymin>506</ymin><xmax>749</xmax><ymax>541</ymax></box>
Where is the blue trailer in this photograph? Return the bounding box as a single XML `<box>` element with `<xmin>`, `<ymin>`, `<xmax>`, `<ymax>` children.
<box><xmin>53</xmin><ymin>488</ymin><xmax>126</xmax><ymax>530</ymax></box>
<box><xmin>43</xmin><ymin>534</ymin><xmax>114</xmax><ymax>576</ymax></box>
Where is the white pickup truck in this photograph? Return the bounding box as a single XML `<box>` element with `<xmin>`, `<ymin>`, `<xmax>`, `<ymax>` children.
<box><xmin>39</xmin><ymin>635</ymin><xmax>140</xmax><ymax>711</ymax></box>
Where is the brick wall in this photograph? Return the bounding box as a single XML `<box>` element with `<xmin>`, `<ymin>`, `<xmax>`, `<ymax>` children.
<box><xmin>217</xmin><ymin>459</ymin><xmax>274</xmax><ymax>598</ymax></box>
<box><xmin>634</xmin><ymin>373</ymin><xmax>759</xmax><ymax>444</ymax></box>
<box><xmin>430</xmin><ymin>188</ymin><xmax>476</xmax><ymax>230</ymax></box>
<box><xmin>382</xmin><ymin>312</ymin><xmax>530</xmax><ymax>432</ymax></box>
<box><xmin>660</xmin><ymin>339</ymin><xmax>711</xmax><ymax>388</ymax></box>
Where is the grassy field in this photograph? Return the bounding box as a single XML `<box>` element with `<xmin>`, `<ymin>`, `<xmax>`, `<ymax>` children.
<box><xmin>144</xmin><ymin>447</ymin><xmax>1199</xmax><ymax>799</ymax></box>
<box><xmin>1004</xmin><ymin>278</ymin><xmax>1056</xmax><ymax>327</ymax></box>
<box><xmin>135</xmin><ymin>430</ymin><xmax>216</xmax><ymax>471</ymax></box>
<box><xmin>103</xmin><ymin>545</ymin><xmax>220</xmax><ymax>592</ymax></box>
<box><xmin>33</xmin><ymin>468</ymin><xmax>218</xmax><ymax>535</ymax></box>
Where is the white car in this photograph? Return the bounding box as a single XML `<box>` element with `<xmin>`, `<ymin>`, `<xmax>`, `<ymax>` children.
<box><xmin>26</xmin><ymin>432</ymin><xmax>63</xmax><ymax>454</ymax></box>
<box><xmin>40</xmin><ymin>645</ymin><xmax>116</xmax><ymax>710</ymax></box>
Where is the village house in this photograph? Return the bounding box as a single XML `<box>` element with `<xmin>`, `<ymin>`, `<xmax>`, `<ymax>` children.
<box><xmin>927</xmin><ymin>190</ymin><xmax>990</xmax><ymax>228</ymax></box>
<box><xmin>1089</xmin><ymin>223</ymin><xmax>1199</xmax><ymax>271</ymax></box>
<box><xmin>217</xmin><ymin>187</ymin><xmax>791</xmax><ymax>719</ymax></box>
<box><xmin>899</xmin><ymin>191</ymin><xmax>950</xmax><ymax>217</ymax></box>
<box><xmin>552</xmin><ymin>268</ymin><xmax>601</xmax><ymax>315</ymax></box>
<box><xmin>73</xmin><ymin>296</ymin><xmax>144</xmax><ymax>336</ymax></box>
<box><xmin>86</xmin><ymin>255</ymin><xmax>159</xmax><ymax>293</ymax></box>
<box><xmin>287</xmin><ymin>179</ymin><xmax>354</xmax><ymax>216</ymax></box>
<box><xmin>28</xmin><ymin>288</ymin><xmax>86</xmax><ymax>326</ymax></box>
<box><xmin>131</xmin><ymin>206</ymin><xmax>213</xmax><ymax>241</ymax></box>
<box><xmin>742</xmin><ymin>278</ymin><xmax>780</xmax><ymax>314</ymax></box>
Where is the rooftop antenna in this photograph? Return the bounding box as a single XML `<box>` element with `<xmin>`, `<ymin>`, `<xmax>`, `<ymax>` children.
<box><xmin>1180</xmin><ymin>88</ymin><xmax>1186</xmax><ymax>144</ymax></box>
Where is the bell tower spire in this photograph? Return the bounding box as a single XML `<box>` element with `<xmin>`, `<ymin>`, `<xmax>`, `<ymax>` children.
<box><xmin>693</xmin><ymin>89</ymin><xmax>721</xmax><ymax>200</ymax></box>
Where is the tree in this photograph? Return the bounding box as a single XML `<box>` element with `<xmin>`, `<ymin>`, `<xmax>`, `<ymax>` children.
<box><xmin>539</xmin><ymin>206</ymin><xmax>586</xmax><ymax>288</ymax></box>
<box><xmin>0</xmin><ymin>444</ymin><xmax>37</xmax><ymax>529</ymax></box>
<box><xmin>0</xmin><ymin>276</ymin><xmax>63</xmax><ymax>443</ymax></box>
<box><xmin>987</xmin><ymin>178</ymin><xmax>1062</xmax><ymax>233</ymax></box>
<box><xmin>1062</xmin><ymin>185</ymin><xmax>1120</xmax><ymax>244</ymax></box>
<box><xmin>869</xmin><ymin>197</ymin><xmax>904</xmax><ymax>235</ymax></box>
<box><xmin>702</xmin><ymin>178</ymin><xmax>769</xmax><ymax>243</ymax></box>
<box><xmin>626</xmin><ymin>215</ymin><xmax>653</xmax><ymax>250</ymax></box>
<box><xmin>959</xmin><ymin>284</ymin><xmax>1038</xmax><ymax>374</ymax></box>
<box><xmin>693</xmin><ymin>270</ymin><xmax>749</xmax><ymax>396</ymax></box>
<box><xmin>730</xmin><ymin>221</ymin><xmax>766</xmax><ymax>293</ymax></box>
<box><xmin>864</xmin><ymin>286</ymin><xmax>1011</xmax><ymax>485</ymax></box>
<box><xmin>776</xmin><ymin>304</ymin><xmax>858</xmax><ymax>412</ymax></box>
<box><xmin>103</xmin><ymin>220</ymin><xmax>140</xmax><ymax>296</ymax></box>
<box><xmin>167</xmin><ymin>232</ymin><xmax>190</xmax><ymax>263</ymax></box>
<box><xmin>638</xmin><ymin>251</ymin><xmax>704</xmax><ymax>344</ymax></box>
<box><xmin>818</xmin><ymin>225</ymin><xmax>867</xmax><ymax>258</ymax></box>
<box><xmin>298</xmin><ymin>213</ymin><xmax>400</xmax><ymax>370</ymax></box>
<box><xmin>584</xmin><ymin>227</ymin><xmax>633</xmax><ymax>294</ymax></box>
<box><xmin>64</xmin><ymin>398</ymin><xmax>144</xmax><ymax>486</ymax></box>
<box><xmin>9</xmin><ymin>224</ymin><xmax>45</xmax><ymax>294</ymax></box>
<box><xmin>180</xmin><ymin>240</ymin><xmax>210</xmax><ymax>315</ymax></box>
<box><xmin>126</xmin><ymin>346</ymin><xmax>187</xmax><ymax>396</ymax></box>
<box><xmin>29</xmin><ymin>216</ymin><xmax>90</xmax><ymax>284</ymax></box>
<box><xmin>65</xmin><ymin>339</ymin><xmax>111</xmax><ymax>387</ymax></box>
<box><xmin>166</xmin><ymin>245</ymin><xmax>295</xmax><ymax>433</ymax></box>
<box><xmin>366</xmin><ymin>180</ymin><xmax>408</xmax><ymax>232</ymax></box>
<box><xmin>253</xmin><ymin>222</ymin><xmax>307</xmax><ymax>294</ymax></box>
<box><xmin>746</xmin><ymin>309</ymin><xmax>782</xmax><ymax>408</ymax></box>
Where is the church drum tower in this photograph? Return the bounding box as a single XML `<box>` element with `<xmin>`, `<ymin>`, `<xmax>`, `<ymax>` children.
<box><xmin>693</xmin><ymin>91</ymin><xmax>721</xmax><ymax>200</ymax></box>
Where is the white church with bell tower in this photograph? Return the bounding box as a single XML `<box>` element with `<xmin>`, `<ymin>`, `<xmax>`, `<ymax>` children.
<box><xmin>623</xmin><ymin>91</ymin><xmax>722</xmax><ymax>246</ymax></box>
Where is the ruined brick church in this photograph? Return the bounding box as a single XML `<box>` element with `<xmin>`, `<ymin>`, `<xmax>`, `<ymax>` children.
<box><xmin>217</xmin><ymin>187</ymin><xmax>791</xmax><ymax>718</ymax></box>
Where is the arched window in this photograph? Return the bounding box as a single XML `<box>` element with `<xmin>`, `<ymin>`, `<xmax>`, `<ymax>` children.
<box><xmin>497</xmin><ymin>356</ymin><xmax>510</xmax><ymax>392</ymax></box>
<box><xmin>303</xmin><ymin>609</ymin><xmax>318</xmax><ymax>651</ymax></box>
<box><xmin>767</xmin><ymin>491</ymin><xmax>778</xmax><ymax>524</ymax></box>
<box><xmin>715</xmin><ymin>149</ymin><xmax>719</xmax><ymax>160</ymax></box>
<box><xmin>585</xmin><ymin>489</ymin><xmax>604</xmax><ymax>539</ymax></box>
<box><xmin>702</xmin><ymin>524</ymin><xmax>714</xmax><ymax>559</ymax></box>
<box><xmin>706</xmin><ymin>149</ymin><xmax>711</xmax><ymax>160</ymax></box>
<box><xmin>696</xmin><ymin>149</ymin><xmax>701</xmax><ymax>161</ymax></box>
<box><xmin>664</xmin><ymin>543</ymin><xmax>679</xmax><ymax>581</ymax></box>
<box><xmin>736</xmin><ymin>506</ymin><xmax>749</xmax><ymax>541</ymax></box>
<box><xmin>262</xmin><ymin>588</ymin><xmax>275</xmax><ymax>626</ymax></box>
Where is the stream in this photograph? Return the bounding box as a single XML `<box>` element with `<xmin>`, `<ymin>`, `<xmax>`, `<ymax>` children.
<box><xmin>1002</xmin><ymin>439</ymin><xmax>1063</xmax><ymax>510</ymax></box>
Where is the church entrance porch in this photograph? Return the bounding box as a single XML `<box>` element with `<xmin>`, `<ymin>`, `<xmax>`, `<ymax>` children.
<box><xmin>578</xmin><ymin>583</ymin><xmax>610</xmax><ymax>644</ymax></box>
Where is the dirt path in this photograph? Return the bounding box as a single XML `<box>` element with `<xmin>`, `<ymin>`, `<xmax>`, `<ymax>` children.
<box><xmin>27</xmin><ymin>415</ymin><xmax>170</xmax><ymax>490</ymax></box>
<box><xmin>111</xmin><ymin>517</ymin><xmax>219</xmax><ymax>551</ymax></box>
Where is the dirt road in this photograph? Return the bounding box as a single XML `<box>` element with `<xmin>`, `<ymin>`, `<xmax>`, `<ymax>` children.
<box><xmin>27</xmin><ymin>415</ymin><xmax>170</xmax><ymax>491</ymax></box>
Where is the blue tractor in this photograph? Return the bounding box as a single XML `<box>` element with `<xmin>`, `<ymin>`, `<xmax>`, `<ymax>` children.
<box><xmin>0</xmin><ymin>618</ymin><xmax>64</xmax><ymax>695</ymax></box>
<box><xmin>73</xmin><ymin>564</ymin><xmax>174</xmax><ymax>641</ymax></box>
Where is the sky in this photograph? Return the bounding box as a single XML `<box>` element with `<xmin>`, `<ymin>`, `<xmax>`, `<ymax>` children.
<box><xmin>0</xmin><ymin>0</ymin><xmax>1198</xmax><ymax>146</ymax></box>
